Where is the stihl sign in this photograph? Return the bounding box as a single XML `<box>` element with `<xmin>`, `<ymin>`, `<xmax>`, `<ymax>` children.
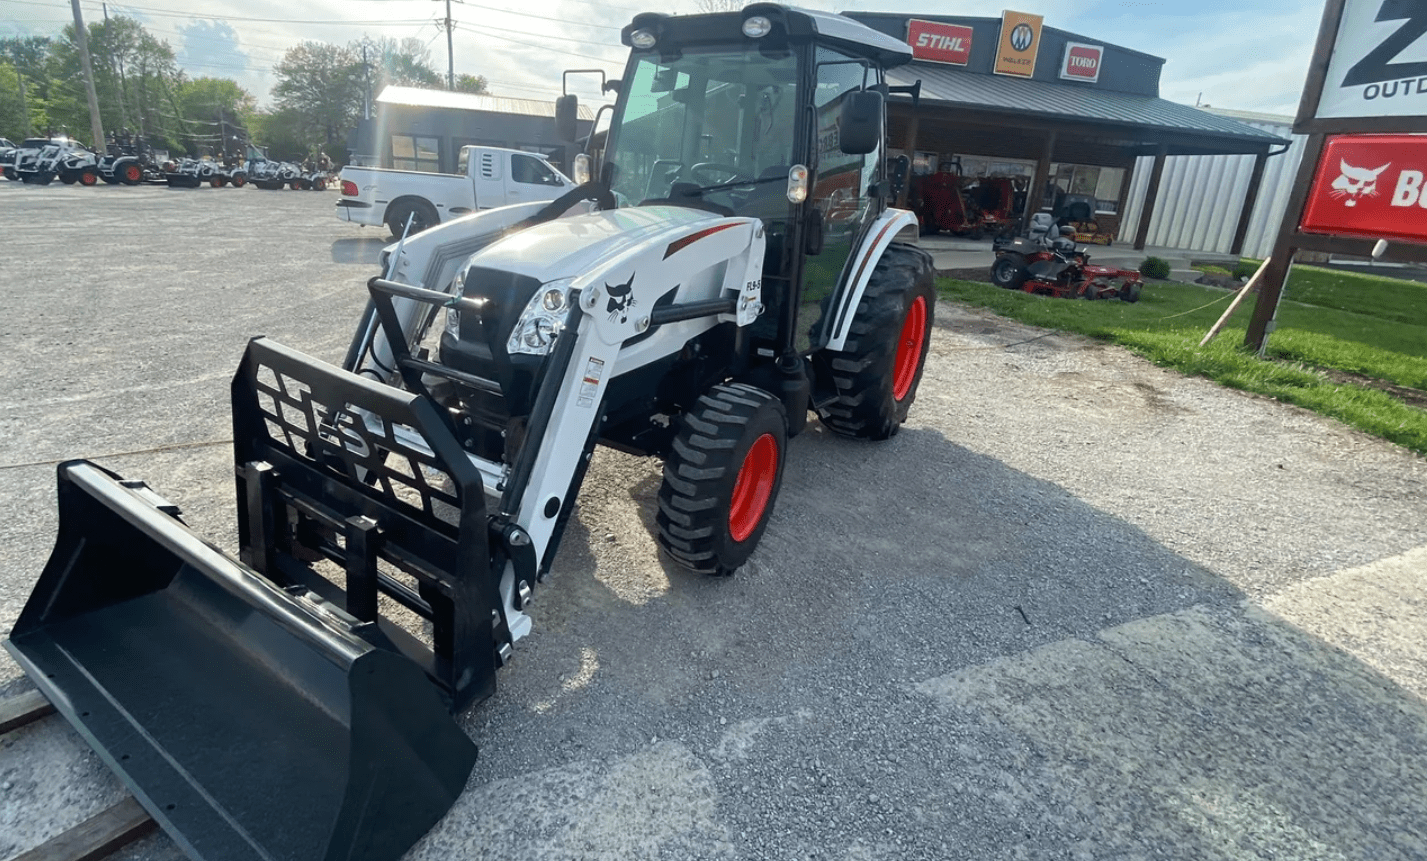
<box><xmin>907</xmin><ymin>19</ymin><xmax>973</xmax><ymax>66</ymax></box>
<box><xmin>1301</xmin><ymin>134</ymin><xmax>1427</xmax><ymax>242</ymax></box>
<box><xmin>1060</xmin><ymin>42</ymin><xmax>1103</xmax><ymax>82</ymax></box>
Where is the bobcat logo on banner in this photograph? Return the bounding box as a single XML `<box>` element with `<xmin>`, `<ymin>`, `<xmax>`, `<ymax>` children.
<box><xmin>1315</xmin><ymin>0</ymin><xmax>1427</xmax><ymax>120</ymax></box>
<box><xmin>1302</xmin><ymin>135</ymin><xmax>1427</xmax><ymax>242</ymax></box>
<box><xmin>1329</xmin><ymin>160</ymin><xmax>1390</xmax><ymax>205</ymax></box>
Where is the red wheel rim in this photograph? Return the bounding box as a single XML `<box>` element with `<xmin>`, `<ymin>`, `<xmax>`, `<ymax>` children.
<box><xmin>892</xmin><ymin>295</ymin><xmax>928</xmax><ymax>401</ymax></box>
<box><xmin>728</xmin><ymin>433</ymin><xmax>778</xmax><ymax>543</ymax></box>
<box><xmin>80</xmin><ymin>172</ymin><xmax>96</xmax><ymax>185</ymax></box>
<box><xmin>124</xmin><ymin>165</ymin><xmax>140</xmax><ymax>182</ymax></box>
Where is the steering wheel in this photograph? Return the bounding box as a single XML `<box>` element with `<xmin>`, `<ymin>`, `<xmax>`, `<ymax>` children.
<box><xmin>689</xmin><ymin>162</ymin><xmax>755</xmax><ymax>188</ymax></box>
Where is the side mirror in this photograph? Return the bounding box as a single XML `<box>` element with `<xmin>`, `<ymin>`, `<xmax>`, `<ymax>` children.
<box><xmin>838</xmin><ymin>90</ymin><xmax>882</xmax><ymax>156</ymax></box>
<box><xmin>555</xmin><ymin>94</ymin><xmax>578</xmax><ymax>142</ymax></box>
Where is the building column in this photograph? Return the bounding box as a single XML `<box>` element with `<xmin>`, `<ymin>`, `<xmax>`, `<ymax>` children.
<box><xmin>1133</xmin><ymin>143</ymin><xmax>1169</xmax><ymax>251</ymax></box>
<box><xmin>1027</xmin><ymin>130</ymin><xmax>1057</xmax><ymax>224</ymax></box>
<box><xmin>1229</xmin><ymin>149</ymin><xmax>1270</xmax><ymax>257</ymax></box>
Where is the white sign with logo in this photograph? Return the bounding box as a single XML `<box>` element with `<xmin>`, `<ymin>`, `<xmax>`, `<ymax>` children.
<box><xmin>1060</xmin><ymin>42</ymin><xmax>1104</xmax><ymax>83</ymax></box>
<box><xmin>1315</xmin><ymin>0</ymin><xmax>1427</xmax><ymax>119</ymax></box>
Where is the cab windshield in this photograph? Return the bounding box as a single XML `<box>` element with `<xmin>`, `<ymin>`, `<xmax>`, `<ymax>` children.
<box><xmin>605</xmin><ymin>45</ymin><xmax>798</xmax><ymax>217</ymax></box>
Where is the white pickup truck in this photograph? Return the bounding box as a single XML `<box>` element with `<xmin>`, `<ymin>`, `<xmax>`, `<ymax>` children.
<box><xmin>336</xmin><ymin>145</ymin><xmax>575</xmax><ymax>236</ymax></box>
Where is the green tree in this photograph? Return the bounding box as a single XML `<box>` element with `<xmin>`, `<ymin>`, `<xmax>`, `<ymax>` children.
<box><xmin>0</xmin><ymin>36</ymin><xmax>52</xmax><ymax>139</ymax></box>
<box><xmin>453</xmin><ymin>73</ymin><xmax>489</xmax><ymax>95</ymax></box>
<box><xmin>272</xmin><ymin>41</ymin><xmax>362</xmax><ymax>156</ymax></box>
<box><xmin>177</xmin><ymin>77</ymin><xmax>254</xmax><ymax>158</ymax></box>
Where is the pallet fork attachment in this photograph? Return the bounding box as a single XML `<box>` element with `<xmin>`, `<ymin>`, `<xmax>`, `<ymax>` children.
<box><xmin>2</xmin><ymin>324</ymin><xmax>515</xmax><ymax>861</ymax></box>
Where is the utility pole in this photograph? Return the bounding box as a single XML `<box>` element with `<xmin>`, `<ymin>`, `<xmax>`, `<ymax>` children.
<box><xmin>69</xmin><ymin>0</ymin><xmax>106</xmax><ymax>151</ymax></box>
<box><xmin>443</xmin><ymin>0</ymin><xmax>454</xmax><ymax>90</ymax></box>
<box><xmin>361</xmin><ymin>39</ymin><xmax>372</xmax><ymax>120</ymax></box>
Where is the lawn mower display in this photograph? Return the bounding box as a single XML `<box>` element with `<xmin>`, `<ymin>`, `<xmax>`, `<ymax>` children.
<box><xmin>991</xmin><ymin>219</ymin><xmax>1142</xmax><ymax>301</ymax></box>
<box><xmin>4</xmin><ymin>7</ymin><xmax>936</xmax><ymax>861</ymax></box>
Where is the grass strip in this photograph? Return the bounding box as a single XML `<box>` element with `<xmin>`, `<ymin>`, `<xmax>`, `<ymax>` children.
<box><xmin>936</xmin><ymin>274</ymin><xmax>1427</xmax><ymax>455</ymax></box>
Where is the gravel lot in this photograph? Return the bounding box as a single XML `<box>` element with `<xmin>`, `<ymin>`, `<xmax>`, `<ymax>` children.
<box><xmin>2</xmin><ymin>181</ymin><xmax>1426</xmax><ymax>861</ymax></box>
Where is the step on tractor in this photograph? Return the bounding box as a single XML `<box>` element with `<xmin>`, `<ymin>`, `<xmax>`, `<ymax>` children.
<box><xmin>5</xmin><ymin>6</ymin><xmax>935</xmax><ymax>861</ymax></box>
<box><xmin>991</xmin><ymin>213</ymin><xmax>1142</xmax><ymax>301</ymax></box>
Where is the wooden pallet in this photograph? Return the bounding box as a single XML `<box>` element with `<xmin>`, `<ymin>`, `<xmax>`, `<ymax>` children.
<box><xmin>1</xmin><ymin>690</ymin><xmax>158</xmax><ymax>861</ymax></box>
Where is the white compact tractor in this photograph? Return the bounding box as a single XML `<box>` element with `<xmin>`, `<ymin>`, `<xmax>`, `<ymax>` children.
<box><xmin>5</xmin><ymin>6</ymin><xmax>935</xmax><ymax>861</ymax></box>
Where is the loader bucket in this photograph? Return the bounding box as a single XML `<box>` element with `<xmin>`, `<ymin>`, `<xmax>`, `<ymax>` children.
<box><xmin>4</xmin><ymin>459</ymin><xmax>478</xmax><ymax>861</ymax></box>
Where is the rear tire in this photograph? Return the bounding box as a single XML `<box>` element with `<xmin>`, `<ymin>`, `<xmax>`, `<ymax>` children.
<box><xmin>1120</xmin><ymin>282</ymin><xmax>1143</xmax><ymax>303</ymax></box>
<box><xmin>657</xmin><ymin>383</ymin><xmax>788</xmax><ymax>577</ymax></box>
<box><xmin>816</xmin><ymin>243</ymin><xmax>936</xmax><ymax>440</ymax></box>
<box><xmin>120</xmin><ymin>163</ymin><xmax>142</xmax><ymax>185</ymax></box>
<box><xmin>79</xmin><ymin>169</ymin><xmax>98</xmax><ymax>186</ymax></box>
<box><xmin>386</xmin><ymin>200</ymin><xmax>438</xmax><ymax>237</ymax></box>
<box><xmin>231</xmin><ymin>174</ymin><xmax>247</xmax><ymax>187</ymax></box>
<box><xmin>3</xmin><ymin>168</ymin><xmax>15</xmax><ymax>181</ymax></box>
<box><xmin>60</xmin><ymin>173</ymin><xmax>77</xmax><ymax>185</ymax></box>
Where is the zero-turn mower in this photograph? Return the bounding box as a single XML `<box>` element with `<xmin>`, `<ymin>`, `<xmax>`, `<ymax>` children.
<box><xmin>6</xmin><ymin>6</ymin><xmax>936</xmax><ymax>861</ymax></box>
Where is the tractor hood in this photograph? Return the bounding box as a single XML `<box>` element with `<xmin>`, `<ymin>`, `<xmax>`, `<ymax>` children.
<box><xmin>468</xmin><ymin>205</ymin><xmax>721</xmax><ymax>285</ymax></box>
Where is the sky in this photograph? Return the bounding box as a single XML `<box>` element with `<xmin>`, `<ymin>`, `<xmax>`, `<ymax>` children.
<box><xmin>0</xmin><ymin>0</ymin><xmax>1330</xmax><ymax>114</ymax></box>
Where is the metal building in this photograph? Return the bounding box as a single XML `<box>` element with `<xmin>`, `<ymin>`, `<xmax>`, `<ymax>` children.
<box><xmin>1119</xmin><ymin>109</ymin><xmax>1305</xmax><ymax>259</ymax></box>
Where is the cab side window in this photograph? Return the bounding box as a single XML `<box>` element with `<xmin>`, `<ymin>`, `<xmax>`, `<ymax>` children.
<box><xmin>511</xmin><ymin>154</ymin><xmax>562</xmax><ymax>186</ymax></box>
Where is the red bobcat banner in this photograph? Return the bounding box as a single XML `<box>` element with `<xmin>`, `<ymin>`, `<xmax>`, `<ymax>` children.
<box><xmin>1300</xmin><ymin>134</ymin><xmax>1427</xmax><ymax>242</ymax></box>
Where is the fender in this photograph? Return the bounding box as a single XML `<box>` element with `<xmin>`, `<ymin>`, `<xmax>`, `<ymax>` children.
<box><xmin>822</xmin><ymin>207</ymin><xmax>919</xmax><ymax>352</ymax></box>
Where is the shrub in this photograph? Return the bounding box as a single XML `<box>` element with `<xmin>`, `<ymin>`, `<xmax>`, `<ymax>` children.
<box><xmin>1139</xmin><ymin>256</ymin><xmax>1172</xmax><ymax>280</ymax></box>
<box><xmin>1232</xmin><ymin>260</ymin><xmax>1262</xmax><ymax>280</ymax></box>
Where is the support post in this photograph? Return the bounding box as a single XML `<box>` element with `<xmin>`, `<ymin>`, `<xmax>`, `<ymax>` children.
<box><xmin>1132</xmin><ymin>143</ymin><xmax>1168</xmax><ymax>251</ymax></box>
<box><xmin>1229</xmin><ymin>149</ymin><xmax>1270</xmax><ymax>257</ymax></box>
<box><xmin>1245</xmin><ymin>133</ymin><xmax>1326</xmax><ymax>352</ymax></box>
<box><xmin>895</xmin><ymin>110</ymin><xmax>919</xmax><ymax>208</ymax></box>
<box><xmin>1028</xmin><ymin>130</ymin><xmax>1057</xmax><ymax>225</ymax></box>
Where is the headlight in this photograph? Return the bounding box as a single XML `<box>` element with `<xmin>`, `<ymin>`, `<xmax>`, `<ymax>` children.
<box><xmin>444</xmin><ymin>255</ymin><xmax>479</xmax><ymax>339</ymax></box>
<box><xmin>507</xmin><ymin>278</ymin><xmax>575</xmax><ymax>356</ymax></box>
<box><xmin>742</xmin><ymin>16</ymin><xmax>772</xmax><ymax>38</ymax></box>
<box><xmin>630</xmin><ymin>28</ymin><xmax>657</xmax><ymax>49</ymax></box>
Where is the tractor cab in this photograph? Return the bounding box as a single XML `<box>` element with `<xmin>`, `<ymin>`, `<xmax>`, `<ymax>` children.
<box><xmin>560</xmin><ymin>4</ymin><xmax>915</xmax><ymax>352</ymax></box>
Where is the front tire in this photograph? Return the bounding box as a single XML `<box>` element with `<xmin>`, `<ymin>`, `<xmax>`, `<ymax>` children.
<box><xmin>816</xmin><ymin>243</ymin><xmax>936</xmax><ymax>440</ymax></box>
<box><xmin>657</xmin><ymin>383</ymin><xmax>788</xmax><ymax>577</ymax></box>
<box><xmin>990</xmin><ymin>255</ymin><xmax>1028</xmax><ymax>289</ymax></box>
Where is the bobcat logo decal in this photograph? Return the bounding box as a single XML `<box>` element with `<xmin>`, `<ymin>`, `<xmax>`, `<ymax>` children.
<box><xmin>1330</xmin><ymin>160</ymin><xmax>1390</xmax><ymax>207</ymax></box>
<box><xmin>605</xmin><ymin>274</ymin><xmax>636</xmax><ymax>323</ymax></box>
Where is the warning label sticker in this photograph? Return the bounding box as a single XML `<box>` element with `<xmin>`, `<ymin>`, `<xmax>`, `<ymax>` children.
<box><xmin>577</xmin><ymin>357</ymin><xmax>605</xmax><ymax>408</ymax></box>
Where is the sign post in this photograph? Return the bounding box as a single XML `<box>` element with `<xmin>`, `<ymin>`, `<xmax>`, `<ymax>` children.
<box><xmin>1244</xmin><ymin>0</ymin><xmax>1427</xmax><ymax>353</ymax></box>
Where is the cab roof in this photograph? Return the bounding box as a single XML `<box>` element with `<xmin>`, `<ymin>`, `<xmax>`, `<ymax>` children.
<box><xmin>623</xmin><ymin>4</ymin><xmax>913</xmax><ymax>70</ymax></box>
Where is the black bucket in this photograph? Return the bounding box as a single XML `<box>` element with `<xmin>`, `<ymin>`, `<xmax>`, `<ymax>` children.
<box><xmin>5</xmin><ymin>460</ymin><xmax>477</xmax><ymax>861</ymax></box>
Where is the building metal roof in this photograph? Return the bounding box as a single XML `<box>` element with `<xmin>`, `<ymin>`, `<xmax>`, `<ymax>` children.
<box><xmin>374</xmin><ymin>86</ymin><xmax>597</xmax><ymax>120</ymax></box>
<box><xmin>888</xmin><ymin>63</ymin><xmax>1289</xmax><ymax>153</ymax></box>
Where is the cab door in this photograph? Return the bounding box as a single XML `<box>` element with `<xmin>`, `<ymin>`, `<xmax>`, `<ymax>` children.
<box><xmin>796</xmin><ymin>49</ymin><xmax>882</xmax><ymax>353</ymax></box>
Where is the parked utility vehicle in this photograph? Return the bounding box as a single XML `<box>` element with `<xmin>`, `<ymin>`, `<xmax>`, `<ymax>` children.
<box><xmin>6</xmin><ymin>7</ymin><xmax>933</xmax><ymax>861</ymax></box>
<box><xmin>337</xmin><ymin>145</ymin><xmax>575</xmax><ymax>236</ymax></box>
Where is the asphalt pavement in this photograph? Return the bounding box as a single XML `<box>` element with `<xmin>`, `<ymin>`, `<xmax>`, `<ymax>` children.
<box><xmin>1</xmin><ymin>181</ymin><xmax>1425</xmax><ymax>861</ymax></box>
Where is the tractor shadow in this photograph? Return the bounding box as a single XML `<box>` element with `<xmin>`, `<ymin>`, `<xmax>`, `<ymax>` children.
<box><xmin>330</xmin><ymin>237</ymin><xmax>389</xmax><ymax>266</ymax></box>
<box><xmin>446</xmin><ymin>419</ymin><xmax>1427</xmax><ymax>860</ymax></box>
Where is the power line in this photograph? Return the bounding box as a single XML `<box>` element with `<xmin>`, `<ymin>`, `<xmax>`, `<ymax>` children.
<box><xmin>452</xmin><ymin>22</ymin><xmax>622</xmax><ymax>66</ymax></box>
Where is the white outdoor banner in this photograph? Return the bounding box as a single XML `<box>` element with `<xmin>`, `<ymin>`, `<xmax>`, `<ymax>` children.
<box><xmin>1315</xmin><ymin>0</ymin><xmax>1427</xmax><ymax>120</ymax></box>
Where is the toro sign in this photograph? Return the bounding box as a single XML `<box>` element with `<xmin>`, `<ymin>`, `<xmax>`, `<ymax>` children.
<box><xmin>1061</xmin><ymin>42</ymin><xmax>1103</xmax><ymax>82</ymax></box>
<box><xmin>907</xmin><ymin>19</ymin><xmax>973</xmax><ymax>66</ymax></box>
<box><xmin>1300</xmin><ymin>134</ymin><xmax>1427</xmax><ymax>242</ymax></box>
